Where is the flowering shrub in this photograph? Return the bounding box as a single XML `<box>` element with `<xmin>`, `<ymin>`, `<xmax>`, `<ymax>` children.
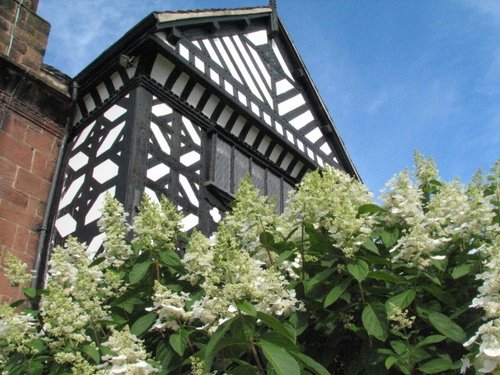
<box><xmin>0</xmin><ymin>154</ymin><xmax>498</xmax><ymax>374</ymax></box>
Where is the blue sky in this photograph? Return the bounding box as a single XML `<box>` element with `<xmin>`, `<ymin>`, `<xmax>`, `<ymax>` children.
<box><xmin>37</xmin><ymin>0</ymin><xmax>499</xmax><ymax>195</ymax></box>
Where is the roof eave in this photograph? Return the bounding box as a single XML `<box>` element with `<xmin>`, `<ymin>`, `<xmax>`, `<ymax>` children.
<box><xmin>277</xmin><ymin>18</ymin><xmax>361</xmax><ymax>181</ymax></box>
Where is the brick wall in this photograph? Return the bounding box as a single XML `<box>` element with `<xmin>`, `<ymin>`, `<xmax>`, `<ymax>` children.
<box><xmin>0</xmin><ymin>0</ymin><xmax>49</xmax><ymax>72</ymax></box>
<box><xmin>0</xmin><ymin>110</ymin><xmax>61</xmax><ymax>301</ymax></box>
<box><xmin>0</xmin><ymin>0</ymin><xmax>69</xmax><ymax>302</ymax></box>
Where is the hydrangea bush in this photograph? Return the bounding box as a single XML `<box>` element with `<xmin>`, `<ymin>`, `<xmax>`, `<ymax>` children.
<box><xmin>0</xmin><ymin>154</ymin><xmax>498</xmax><ymax>375</ymax></box>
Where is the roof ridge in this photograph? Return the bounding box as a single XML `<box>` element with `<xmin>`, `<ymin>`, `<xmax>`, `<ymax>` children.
<box><xmin>154</xmin><ymin>6</ymin><xmax>271</xmax><ymax>15</ymax></box>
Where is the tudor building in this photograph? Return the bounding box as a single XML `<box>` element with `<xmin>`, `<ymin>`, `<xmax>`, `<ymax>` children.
<box><xmin>0</xmin><ymin>1</ymin><xmax>359</xmax><ymax>298</ymax></box>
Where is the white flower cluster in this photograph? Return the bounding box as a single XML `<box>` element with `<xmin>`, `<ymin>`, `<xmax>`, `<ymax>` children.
<box><xmin>151</xmin><ymin>178</ymin><xmax>303</xmax><ymax>334</ymax></box>
<box><xmin>464</xmin><ymin>235</ymin><xmax>500</xmax><ymax>374</ymax></box>
<box><xmin>98</xmin><ymin>193</ymin><xmax>131</xmax><ymax>268</ymax></box>
<box><xmin>428</xmin><ymin>180</ymin><xmax>496</xmax><ymax>241</ymax></box>
<box><xmin>100</xmin><ymin>326</ymin><xmax>158</xmax><ymax>374</ymax></box>
<box><xmin>132</xmin><ymin>195</ymin><xmax>182</xmax><ymax>253</ymax></box>
<box><xmin>1</xmin><ymin>252</ymin><xmax>33</xmax><ymax>287</ymax></box>
<box><xmin>285</xmin><ymin>166</ymin><xmax>374</xmax><ymax>258</ymax></box>
<box><xmin>381</xmin><ymin>170</ymin><xmax>425</xmax><ymax>227</ymax></box>
<box><xmin>383</xmin><ymin>154</ymin><xmax>497</xmax><ymax>269</ymax></box>
<box><xmin>413</xmin><ymin>150</ymin><xmax>439</xmax><ymax>186</ymax></box>
<box><xmin>41</xmin><ymin>237</ymin><xmax>113</xmax><ymax>344</ymax></box>
<box><xmin>390</xmin><ymin>225</ymin><xmax>447</xmax><ymax>268</ymax></box>
<box><xmin>386</xmin><ymin>302</ymin><xmax>415</xmax><ymax>331</ymax></box>
<box><xmin>148</xmin><ymin>281</ymin><xmax>191</xmax><ymax>331</ymax></box>
<box><xmin>220</xmin><ymin>176</ymin><xmax>282</xmax><ymax>264</ymax></box>
<box><xmin>0</xmin><ymin>304</ymin><xmax>39</xmax><ymax>367</ymax></box>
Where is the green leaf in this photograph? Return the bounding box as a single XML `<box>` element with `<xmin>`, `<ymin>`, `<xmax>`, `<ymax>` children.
<box><xmin>423</xmin><ymin>272</ymin><xmax>441</xmax><ymax>286</ymax></box>
<box><xmin>130</xmin><ymin>312</ymin><xmax>157</xmax><ymax>337</ymax></box>
<box><xmin>129</xmin><ymin>260</ymin><xmax>152</xmax><ymax>284</ymax></box>
<box><xmin>159</xmin><ymin>250</ymin><xmax>181</xmax><ymax>268</ymax></box>
<box><xmin>427</xmin><ymin>311</ymin><xmax>466</xmax><ymax>343</ymax></box>
<box><xmin>418</xmin><ymin>357</ymin><xmax>452</xmax><ymax>373</ymax></box>
<box><xmin>169</xmin><ymin>330</ymin><xmax>188</xmax><ymax>356</ymax></box>
<box><xmin>451</xmin><ymin>263</ymin><xmax>475</xmax><ymax>279</ymax></box>
<box><xmin>114</xmin><ymin>296</ymin><xmax>143</xmax><ymax>314</ymax></box>
<box><xmin>111</xmin><ymin>312</ymin><xmax>127</xmax><ymax>325</ymax></box>
<box><xmin>416</xmin><ymin>335</ymin><xmax>447</xmax><ymax>347</ymax></box>
<box><xmin>304</xmin><ymin>268</ymin><xmax>335</xmax><ymax>293</ymax></box>
<box><xmin>385</xmin><ymin>356</ymin><xmax>398</xmax><ymax>370</ymax></box>
<box><xmin>27</xmin><ymin>338</ymin><xmax>45</xmax><ymax>352</ymax></box>
<box><xmin>390</xmin><ymin>340</ymin><xmax>407</xmax><ymax>355</ymax></box>
<box><xmin>81</xmin><ymin>344</ymin><xmax>100</xmax><ymax>364</ymax></box>
<box><xmin>385</xmin><ymin>289</ymin><xmax>416</xmax><ymax>310</ymax></box>
<box><xmin>361</xmin><ymin>239</ymin><xmax>380</xmax><ymax>254</ymax></box>
<box><xmin>257</xmin><ymin>312</ymin><xmax>295</xmax><ymax>344</ymax></box>
<box><xmin>156</xmin><ymin>341</ymin><xmax>173</xmax><ymax>368</ymax></box>
<box><xmin>259</xmin><ymin>340</ymin><xmax>300</xmax><ymax>375</ymax></box>
<box><xmin>259</xmin><ymin>231</ymin><xmax>275</xmax><ymax>248</ymax></box>
<box><xmin>231</xmin><ymin>365</ymin><xmax>259</xmax><ymax>375</ymax></box>
<box><xmin>261</xmin><ymin>332</ymin><xmax>299</xmax><ymax>352</ymax></box>
<box><xmin>368</xmin><ymin>270</ymin><xmax>401</xmax><ymax>283</ymax></box>
<box><xmin>381</xmin><ymin>229</ymin><xmax>399</xmax><ymax>248</ymax></box>
<box><xmin>277</xmin><ymin>250</ymin><xmax>294</xmax><ymax>264</ymax></box>
<box><xmin>362</xmin><ymin>302</ymin><xmax>388</xmax><ymax>341</ymax></box>
<box><xmin>235</xmin><ymin>300</ymin><xmax>257</xmax><ymax>317</ymax></box>
<box><xmin>205</xmin><ymin>318</ymin><xmax>234</xmax><ymax>367</ymax></box>
<box><xmin>422</xmin><ymin>285</ymin><xmax>456</xmax><ymax>307</ymax></box>
<box><xmin>358</xmin><ymin>204</ymin><xmax>385</xmax><ymax>215</ymax></box>
<box><xmin>324</xmin><ymin>280</ymin><xmax>350</xmax><ymax>307</ymax></box>
<box><xmin>288</xmin><ymin>311</ymin><xmax>308</xmax><ymax>336</ymax></box>
<box><xmin>22</xmin><ymin>287</ymin><xmax>37</xmax><ymax>298</ymax></box>
<box><xmin>291</xmin><ymin>352</ymin><xmax>330</xmax><ymax>375</ymax></box>
<box><xmin>347</xmin><ymin>260</ymin><xmax>369</xmax><ymax>282</ymax></box>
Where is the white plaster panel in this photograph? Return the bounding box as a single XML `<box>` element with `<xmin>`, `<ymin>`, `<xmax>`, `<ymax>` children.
<box><xmin>152</xmin><ymin>103</ymin><xmax>173</xmax><ymax>117</ymax></box>
<box><xmin>276</xmin><ymin>79</ymin><xmax>294</xmax><ymax>95</ymax></box>
<box><xmin>96</xmin><ymin>83</ymin><xmax>109</xmax><ymax>102</ymax></box>
<box><xmin>68</xmin><ymin>151</ymin><xmax>89</xmax><ymax>171</ymax></box>
<box><xmin>202</xmin><ymin>95</ymin><xmax>219</xmax><ymax>118</ymax></box>
<box><xmin>151</xmin><ymin>122</ymin><xmax>171</xmax><ymax>154</ymax></box>
<box><xmin>245</xmin><ymin>29</ymin><xmax>268</xmax><ymax>46</ymax></box>
<box><xmin>305</xmin><ymin>127</ymin><xmax>323</xmax><ymax>143</ymax></box>
<box><xmin>150</xmin><ymin>54</ymin><xmax>175</xmax><ymax>85</ymax></box>
<box><xmin>104</xmin><ymin>105</ymin><xmax>127</xmax><ymax>122</ymax></box>
<box><xmin>180</xmin><ymin>213</ymin><xmax>199</xmax><ymax>231</ymax></box>
<box><xmin>84</xmin><ymin>187</ymin><xmax>116</xmax><ymax>225</ymax></box>
<box><xmin>110</xmin><ymin>72</ymin><xmax>124</xmax><ymax>90</ymax></box>
<box><xmin>172</xmin><ymin>72</ymin><xmax>190</xmax><ymax>96</ymax></box>
<box><xmin>96</xmin><ymin>121</ymin><xmax>126</xmax><ymax>156</ymax></box>
<box><xmin>180</xmin><ymin>150</ymin><xmax>200</xmax><ymax>167</ymax></box>
<box><xmin>92</xmin><ymin>160</ymin><xmax>119</xmax><ymax>184</ymax></box>
<box><xmin>58</xmin><ymin>175</ymin><xmax>85</xmax><ymax>210</ymax></box>
<box><xmin>278</xmin><ymin>94</ymin><xmax>306</xmax><ymax>116</ymax></box>
<box><xmin>202</xmin><ymin>39</ymin><xmax>223</xmax><ymax>67</ymax></box>
<box><xmin>147</xmin><ymin>163</ymin><xmax>170</xmax><ymax>182</ymax></box>
<box><xmin>83</xmin><ymin>94</ymin><xmax>96</xmax><ymax>113</ymax></box>
<box><xmin>179</xmin><ymin>174</ymin><xmax>199</xmax><ymax>207</ymax></box>
<box><xmin>72</xmin><ymin>121</ymin><xmax>96</xmax><ymax>150</ymax></box>
<box><xmin>55</xmin><ymin>213</ymin><xmax>77</xmax><ymax>238</ymax></box>
<box><xmin>216</xmin><ymin>106</ymin><xmax>233</xmax><ymax>127</ymax></box>
<box><xmin>87</xmin><ymin>233</ymin><xmax>106</xmax><ymax>259</ymax></box>
<box><xmin>182</xmin><ymin>117</ymin><xmax>201</xmax><ymax>146</ymax></box>
<box><xmin>186</xmin><ymin>83</ymin><xmax>205</xmax><ymax>107</ymax></box>
<box><xmin>289</xmin><ymin>110</ymin><xmax>314</xmax><ymax>130</ymax></box>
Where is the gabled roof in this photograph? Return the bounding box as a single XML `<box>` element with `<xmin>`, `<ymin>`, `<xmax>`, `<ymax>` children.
<box><xmin>73</xmin><ymin>6</ymin><xmax>360</xmax><ymax>180</ymax></box>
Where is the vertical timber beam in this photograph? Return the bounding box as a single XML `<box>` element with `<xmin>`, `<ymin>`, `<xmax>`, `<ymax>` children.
<box><xmin>123</xmin><ymin>86</ymin><xmax>152</xmax><ymax>219</ymax></box>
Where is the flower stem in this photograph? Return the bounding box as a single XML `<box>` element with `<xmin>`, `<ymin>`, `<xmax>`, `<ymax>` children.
<box><xmin>250</xmin><ymin>341</ymin><xmax>265</xmax><ymax>374</ymax></box>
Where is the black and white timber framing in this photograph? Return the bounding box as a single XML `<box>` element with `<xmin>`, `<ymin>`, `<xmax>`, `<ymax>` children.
<box><xmin>48</xmin><ymin>6</ymin><xmax>360</xmax><ymax>258</ymax></box>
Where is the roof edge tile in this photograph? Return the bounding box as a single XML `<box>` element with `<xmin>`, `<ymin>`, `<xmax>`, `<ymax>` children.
<box><xmin>155</xmin><ymin>7</ymin><xmax>271</xmax><ymax>23</ymax></box>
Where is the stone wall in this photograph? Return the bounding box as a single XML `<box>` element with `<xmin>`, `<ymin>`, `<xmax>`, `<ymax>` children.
<box><xmin>0</xmin><ymin>0</ymin><xmax>69</xmax><ymax>301</ymax></box>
